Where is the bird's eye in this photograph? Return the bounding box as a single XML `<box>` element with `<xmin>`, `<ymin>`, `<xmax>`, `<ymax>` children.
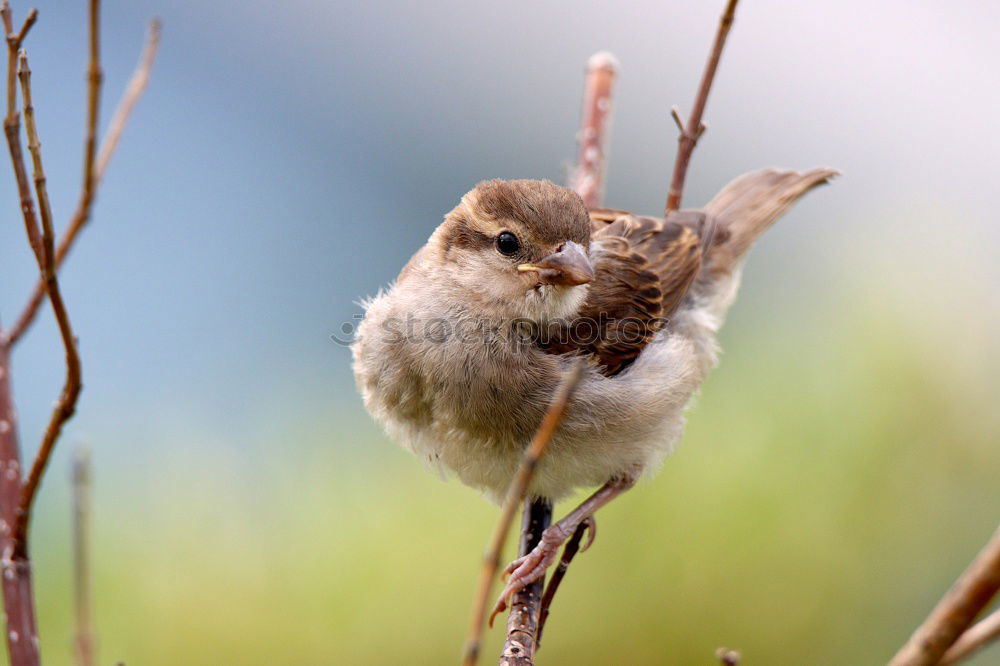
<box><xmin>495</xmin><ymin>231</ymin><xmax>520</xmax><ymax>256</ymax></box>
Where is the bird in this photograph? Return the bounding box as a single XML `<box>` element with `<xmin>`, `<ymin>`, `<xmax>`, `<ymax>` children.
<box><xmin>352</xmin><ymin>167</ymin><xmax>836</xmax><ymax>613</ymax></box>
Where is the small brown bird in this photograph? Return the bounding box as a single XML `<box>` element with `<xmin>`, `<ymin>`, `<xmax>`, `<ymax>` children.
<box><xmin>352</xmin><ymin>168</ymin><xmax>836</xmax><ymax>609</ymax></box>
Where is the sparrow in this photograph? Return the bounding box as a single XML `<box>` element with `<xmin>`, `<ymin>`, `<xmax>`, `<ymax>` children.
<box><xmin>352</xmin><ymin>168</ymin><xmax>836</xmax><ymax>610</ymax></box>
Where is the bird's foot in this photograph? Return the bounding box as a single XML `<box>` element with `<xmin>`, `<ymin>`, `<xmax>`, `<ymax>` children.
<box><xmin>489</xmin><ymin>516</ymin><xmax>596</xmax><ymax>626</ymax></box>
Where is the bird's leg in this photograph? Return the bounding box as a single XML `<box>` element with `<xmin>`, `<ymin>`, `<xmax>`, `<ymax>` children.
<box><xmin>536</xmin><ymin>518</ymin><xmax>592</xmax><ymax>647</ymax></box>
<box><xmin>491</xmin><ymin>471</ymin><xmax>639</xmax><ymax>622</ymax></box>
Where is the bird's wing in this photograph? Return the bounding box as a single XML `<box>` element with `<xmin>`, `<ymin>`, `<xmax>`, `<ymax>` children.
<box><xmin>538</xmin><ymin>209</ymin><xmax>710</xmax><ymax>375</ymax></box>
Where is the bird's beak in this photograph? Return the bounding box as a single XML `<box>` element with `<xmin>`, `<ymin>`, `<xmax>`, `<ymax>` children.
<box><xmin>517</xmin><ymin>241</ymin><xmax>594</xmax><ymax>286</ymax></box>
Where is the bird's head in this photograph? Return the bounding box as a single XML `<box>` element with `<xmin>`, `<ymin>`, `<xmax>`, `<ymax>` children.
<box><xmin>429</xmin><ymin>179</ymin><xmax>594</xmax><ymax>323</ymax></box>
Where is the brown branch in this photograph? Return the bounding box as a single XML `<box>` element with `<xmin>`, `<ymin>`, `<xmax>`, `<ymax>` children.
<box><xmin>535</xmin><ymin>519</ymin><xmax>591</xmax><ymax>646</ymax></box>
<box><xmin>11</xmin><ymin>47</ymin><xmax>84</xmax><ymax>559</ymax></box>
<box><xmin>82</xmin><ymin>0</ymin><xmax>101</xmax><ymax>220</ymax></box>
<box><xmin>567</xmin><ymin>51</ymin><xmax>618</xmax><ymax>208</ymax></box>
<box><xmin>0</xmin><ymin>7</ymin><xmax>45</xmax><ymax>665</ymax></box>
<box><xmin>72</xmin><ymin>448</ymin><xmax>95</xmax><ymax>666</ymax></box>
<box><xmin>889</xmin><ymin>524</ymin><xmax>1000</xmax><ymax>666</ymax></box>
<box><xmin>1</xmin><ymin>4</ymin><xmax>35</xmax><ymax>119</ymax></box>
<box><xmin>4</xmin><ymin>17</ymin><xmax>160</xmax><ymax>348</ymax></box>
<box><xmin>461</xmin><ymin>360</ymin><xmax>585</xmax><ymax>666</ymax></box>
<box><xmin>1</xmin><ymin>3</ymin><xmax>42</xmax><ymax>266</ymax></box>
<box><xmin>664</xmin><ymin>0</ymin><xmax>740</xmax><ymax>213</ymax></box>
<box><xmin>0</xmin><ymin>344</ymin><xmax>40</xmax><ymax>666</ymax></box>
<box><xmin>499</xmin><ymin>500</ymin><xmax>550</xmax><ymax>666</ymax></box>
<box><xmin>940</xmin><ymin>608</ymin><xmax>1000</xmax><ymax>665</ymax></box>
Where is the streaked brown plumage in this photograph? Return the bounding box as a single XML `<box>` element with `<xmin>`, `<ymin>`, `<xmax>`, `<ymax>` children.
<box><xmin>541</xmin><ymin>208</ymin><xmax>712</xmax><ymax>375</ymax></box>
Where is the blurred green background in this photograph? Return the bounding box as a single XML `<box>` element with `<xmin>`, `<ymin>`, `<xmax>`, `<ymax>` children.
<box><xmin>1</xmin><ymin>0</ymin><xmax>998</xmax><ymax>664</ymax></box>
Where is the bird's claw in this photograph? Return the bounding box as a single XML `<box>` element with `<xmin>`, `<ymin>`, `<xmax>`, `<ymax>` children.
<box><xmin>488</xmin><ymin>520</ymin><xmax>592</xmax><ymax>627</ymax></box>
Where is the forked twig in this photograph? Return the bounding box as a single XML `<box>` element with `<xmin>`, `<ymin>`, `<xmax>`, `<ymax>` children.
<box><xmin>5</xmin><ymin>17</ymin><xmax>162</xmax><ymax>348</ymax></box>
<box><xmin>940</xmin><ymin>608</ymin><xmax>1000</xmax><ymax>665</ymax></box>
<box><xmin>889</xmin><ymin>524</ymin><xmax>1000</xmax><ymax>666</ymax></box>
<box><xmin>1</xmin><ymin>2</ymin><xmax>41</xmax><ymax>262</ymax></box>
<box><xmin>664</xmin><ymin>0</ymin><xmax>740</xmax><ymax>213</ymax></box>
<box><xmin>0</xmin><ymin>3</ymin><xmax>157</xmax><ymax>664</ymax></box>
<box><xmin>461</xmin><ymin>360</ymin><xmax>584</xmax><ymax>666</ymax></box>
<box><xmin>10</xmin><ymin>29</ymin><xmax>91</xmax><ymax>560</ymax></box>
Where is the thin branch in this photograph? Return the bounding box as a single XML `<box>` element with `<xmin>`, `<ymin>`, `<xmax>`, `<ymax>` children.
<box><xmin>4</xmin><ymin>17</ymin><xmax>161</xmax><ymax>348</ymax></box>
<box><xmin>82</xmin><ymin>0</ymin><xmax>101</xmax><ymax>221</ymax></box>
<box><xmin>499</xmin><ymin>499</ymin><xmax>551</xmax><ymax>666</ymax></box>
<box><xmin>1</xmin><ymin>4</ymin><xmax>35</xmax><ymax>120</ymax></box>
<box><xmin>96</xmin><ymin>18</ymin><xmax>159</xmax><ymax>180</ymax></box>
<box><xmin>889</xmin><ymin>524</ymin><xmax>1000</xmax><ymax>666</ymax></box>
<box><xmin>536</xmin><ymin>518</ymin><xmax>591</xmax><ymax>646</ymax></box>
<box><xmin>664</xmin><ymin>0</ymin><xmax>740</xmax><ymax>213</ymax></box>
<box><xmin>940</xmin><ymin>608</ymin><xmax>1000</xmax><ymax>665</ymax></box>
<box><xmin>567</xmin><ymin>51</ymin><xmax>618</xmax><ymax>209</ymax></box>
<box><xmin>18</xmin><ymin>51</ymin><xmax>54</xmax><ymax>268</ymax></box>
<box><xmin>12</xmin><ymin>48</ymin><xmax>83</xmax><ymax>558</ymax></box>
<box><xmin>461</xmin><ymin>360</ymin><xmax>585</xmax><ymax>666</ymax></box>
<box><xmin>72</xmin><ymin>448</ymin><xmax>94</xmax><ymax>666</ymax></box>
<box><xmin>1</xmin><ymin>3</ymin><xmax>42</xmax><ymax>267</ymax></box>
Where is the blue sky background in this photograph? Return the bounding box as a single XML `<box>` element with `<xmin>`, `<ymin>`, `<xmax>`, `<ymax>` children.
<box><xmin>1</xmin><ymin>0</ymin><xmax>997</xmax><ymax>459</ymax></box>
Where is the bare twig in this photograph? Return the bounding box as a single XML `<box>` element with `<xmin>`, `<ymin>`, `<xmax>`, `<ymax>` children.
<box><xmin>567</xmin><ymin>51</ymin><xmax>618</xmax><ymax>208</ymax></box>
<box><xmin>940</xmin><ymin>608</ymin><xmax>1000</xmax><ymax>665</ymax></box>
<box><xmin>664</xmin><ymin>0</ymin><xmax>740</xmax><ymax>213</ymax></box>
<box><xmin>461</xmin><ymin>360</ymin><xmax>584</xmax><ymax>666</ymax></box>
<box><xmin>1</xmin><ymin>3</ymin><xmax>42</xmax><ymax>265</ymax></box>
<box><xmin>535</xmin><ymin>519</ymin><xmax>591</xmax><ymax>646</ymax></box>
<box><xmin>889</xmin><ymin>524</ymin><xmax>1000</xmax><ymax>666</ymax></box>
<box><xmin>72</xmin><ymin>449</ymin><xmax>94</xmax><ymax>666</ymax></box>
<box><xmin>12</xmin><ymin>47</ymin><xmax>84</xmax><ymax>559</ymax></box>
<box><xmin>499</xmin><ymin>500</ymin><xmax>550</xmax><ymax>666</ymax></box>
<box><xmin>5</xmin><ymin>17</ymin><xmax>160</xmax><ymax>348</ymax></box>
<box><xmin>82</xmin><ymin>0</ymin><xmax>101</xmax><ymax>220</ymax></box>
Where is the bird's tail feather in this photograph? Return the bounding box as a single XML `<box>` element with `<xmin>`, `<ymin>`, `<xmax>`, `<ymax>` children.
<box><xmin>700</xmin><ymin>167</ymin><xmax>839</xmax><ymax>282</ymax></box>
<box><xmin>675</xmin><ymin>167</ymin><xmax>837</xmax><ymax>366</ymax></box>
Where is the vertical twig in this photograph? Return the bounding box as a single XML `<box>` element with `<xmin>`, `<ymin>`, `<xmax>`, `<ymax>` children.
<box><xmin>499</xmin><ymin>500</ymin><xmax>551</xmax><ymax>666</ymax></box>
<box><xmin>0</xmin><ymin>5</ymin><xmax>43</xmax><ymax>663</ymax></box>
<box><xmin>72</xmin><ymin>449</ymin><xmax>94</xmax><ymax>666</ymax></box>
<box><xmin>664</xmin><ymin>0</ymin><xmax>740</xmax><ymax>213</ymax></box>
<box><xmin>2</xmin><ymin>3</ymin><xmax>42</xmax><ymax>263</ymax></box>
<box><xmin>567</xmin><ymin>51</ymin><xmax>618</xmax><ymax>209</ymax></box>
<box><xmin>461</xmin><ymin>360</ymin><xmax>584</xmax><ymax>666</ymax></box>
<box><xmin>0</xmin><ymin>344</ymin><xmax>39</xmax><ymax>666</ymax></box>
<box><xmin>889</xmin><ymin>524</ymin><xmax>1000</xmax><ymax>666</ymax></box>
<box><xmin>4</xmin><ymin>18</ymin><xmax>161</xmax><ymax>348</ymax></box>
<box><xmin>12</xmin><ymin>46</ymin><xmax>83</xmax><ymax>560</ymax></box>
